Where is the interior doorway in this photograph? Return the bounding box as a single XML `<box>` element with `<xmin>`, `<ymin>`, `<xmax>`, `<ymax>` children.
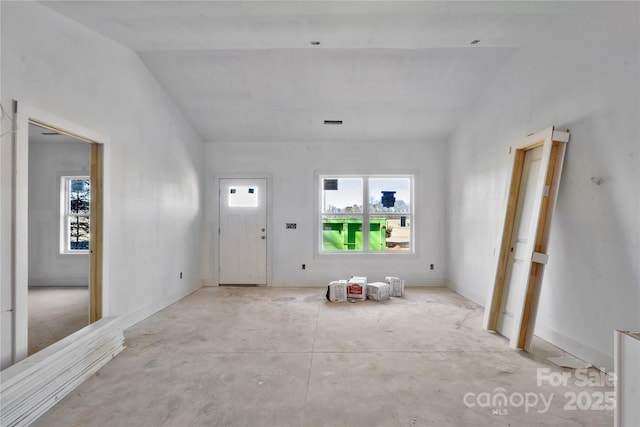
<box><xmin>218</xmin><ymin>178</ymin><xmax>268</xmax><ymax>285</ymax></box>
<box><xmin>27</xmin><ymin>123</ymin><xmax>91</xmax><ymax>354</ymax></box>
<box><xmin>12</xmin><ymin>102</ymin><xmax>104</xmax><ymax>363</ymax></box>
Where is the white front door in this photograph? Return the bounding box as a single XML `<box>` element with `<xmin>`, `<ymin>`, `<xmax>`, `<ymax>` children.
<box><xmin>497</xmin><ymin>145</ymin><xmax>543</xmax><ymax>338</ymax></box>
<box><xmin>218</xmin><ymin>179</ymin><xmax>267</xmax><ymax>285</ymax></box>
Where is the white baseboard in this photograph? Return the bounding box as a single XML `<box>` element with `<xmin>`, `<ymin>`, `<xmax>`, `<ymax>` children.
<box><xmin>29</xmin><ymin>278</ymin><xmax>88</xmax><ymax>287</ymax></box>
<box><xmin>535</xmin><ymin>323</ymin><xmax>614</xmax><ymax>372</ymax></box>
<box><xmin>121</xmin><ymin>279</ymin><xmax>204</xmax><ymax>330</ymax></box>
<box><xmin>445</xmin><ymin>281</ymin><xmax>487</xmax><ymax>307</ymax></box>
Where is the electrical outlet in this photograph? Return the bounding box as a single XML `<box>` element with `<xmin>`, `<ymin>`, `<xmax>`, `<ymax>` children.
<box><xmin>302</xmin><ymin>264</ymin><xmax>306</xmax><ymax>270</ymax></box>
<box><xmin>180</xmin><ymin>272</ymin><xmax>183</xmax><ymax>279</ymax></box>
<box><xmin>286</xmin><ymin>223</ymin><xmax>297</xmax><ymax>229</ymax></box>
<box><xmin>430</xmin><ymin>264</ymin><xmax>434</xmax><ymax>270</ymax></box>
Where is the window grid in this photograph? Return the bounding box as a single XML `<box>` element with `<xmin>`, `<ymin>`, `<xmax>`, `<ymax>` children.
<box><xmin>320</xmin><ymin>175</ymin><xmax>413</xmax><ymax>253</ymax></box>
<box><xmin>61</xmin><ymin>176</ymin><xmax>90</xmax><ymax>254</ymax></box>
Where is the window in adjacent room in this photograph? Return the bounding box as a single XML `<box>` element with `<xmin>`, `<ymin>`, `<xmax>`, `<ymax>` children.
<box><xmin>319</xmin><ymin>175</ymin><xmax>413</xmax><ymax>253</ymax></box>
<box><xmin>60</xmin><ymin>176</ymin><xmax>90</xmax><ymax>254</ymax></box>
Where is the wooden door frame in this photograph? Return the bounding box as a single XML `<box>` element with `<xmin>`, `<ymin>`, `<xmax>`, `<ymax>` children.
<box><xmin>484</xmin><ymin>126</ymin><xmax>570</xmax><ymax>351</ymax></box>
<box><xmin>214</xmin><ymin>174</ymin><xmax>272</xmax><ymax>287</ymax></box>
<box><xmin>12</xmin><ymin>102</ymin><xmax>107</xmax><ymax>363</ymax></box>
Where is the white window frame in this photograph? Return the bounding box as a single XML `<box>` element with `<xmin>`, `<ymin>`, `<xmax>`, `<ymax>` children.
<box><xmin>60</xmin><ymin>175</ymin><xmax>90</xmax><ymax>254</ymax></box>
<box><xmin>316</xmin><ymin>173</ymin><xmax>414</xmax><ymax>255</ymax></box>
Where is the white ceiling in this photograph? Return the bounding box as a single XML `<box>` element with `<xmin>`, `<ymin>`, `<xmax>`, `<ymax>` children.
<box><xmin>39</xmin><ymin>1</ymin><xmax>609</xmax><ymax>143</ymax></box>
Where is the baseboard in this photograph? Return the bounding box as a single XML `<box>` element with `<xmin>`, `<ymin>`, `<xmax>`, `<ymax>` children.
<box><xmin>121</xmin><ymin>279</ymin><xmax>204</xmax><ymax>330</ymax></box>
<box><xmin>535</xmin><ymin>323</ymin><xmax>614</xmax><ymax>372</ymax></box>
<box><xmin>415</xmin><ymin>279</ymin><xmax>450</xmax><ymax>287</ymax></box>
<box><xmin>445</xmin><ymin>281</ymin><xmax>487</xmax><ymax>308</ymax></box>
<box><xmin>29</xmin><ymin>278</ymin><xmax>88</xmax><ymax>287</ymax></box>
<box><xmin>251</xmin><ymin>280</ymin><xmax>450</xmax><ymax>288</ymax></box>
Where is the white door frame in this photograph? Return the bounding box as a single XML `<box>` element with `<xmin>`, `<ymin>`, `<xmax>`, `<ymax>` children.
<box><xmin>213</xmin><ymin>173</ymin><xmax>271</xmax><ymax>286</ymax></box>
<box><xmin>12</xmin><ymin>101</ymin><xmax>109</xmax><ymax>363</ymax></box>
<box><xmin>484</xmin><ymin>126</ymin><xmax>569</xmax><ymax>351</ymax></box>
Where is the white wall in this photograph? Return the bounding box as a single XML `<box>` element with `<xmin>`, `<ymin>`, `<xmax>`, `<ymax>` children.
<box><xmin>446</xmin><ymin>3</ymin><xmax>639</xmax><ymax>370</ymax></box>
<box><xmin>28</xmin><ymin>141</ymin><xmax>91</xmax><ymax>286</ymax></box>
<box><xmin>1</xmin><ymin>2</ymin><xmax>204</xmax><ymax>368</ymax></box>
<box><xmin>205</xmin><ymin>140</ymin><xmax>446</xmax><ymax>287</ymax></box>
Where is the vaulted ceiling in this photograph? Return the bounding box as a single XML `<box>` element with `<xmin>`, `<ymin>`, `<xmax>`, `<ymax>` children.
<box><xmin>40</xmin><ymin>1</ymin><xmax>605</xmax><ymax>143</ymax></box>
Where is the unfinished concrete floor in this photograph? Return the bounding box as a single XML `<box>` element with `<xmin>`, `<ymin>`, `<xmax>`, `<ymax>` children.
<box><xmin>28</xmin><ymin>287</ymin><xmax>89</xmax><ymax>355</ymax></box>
<box><xmin>36</xmin><ymin>287</ymin><xmax>612</xmax><ymax>426</ymax></box>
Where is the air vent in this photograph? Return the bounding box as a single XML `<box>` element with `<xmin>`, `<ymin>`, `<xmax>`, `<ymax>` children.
<box><xmin>324</xmin><ymin>120</ymin><xmax>343</xmax><ymax>125</ymax></box>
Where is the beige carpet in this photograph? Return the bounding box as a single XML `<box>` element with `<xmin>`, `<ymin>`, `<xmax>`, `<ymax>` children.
<box><xmin>28</xmin><ymin>287</ymin><xmax>89</xmax><ymax>355</ymax></box>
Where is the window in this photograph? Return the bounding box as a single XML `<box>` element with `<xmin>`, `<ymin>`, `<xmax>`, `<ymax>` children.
<box><xmin>228</xmin><ymin>186</ymin><xmax>258</xmax><ymax>207</ymax></box>
<box><xmin>319</xmin><ymin>175</ymin><xmax>413</xmax><ymax>253</ymax></box>
<box><xmin>60</xmin><ymin>176</ymin><xmax>90</xmax><ymax>254</ymax></box>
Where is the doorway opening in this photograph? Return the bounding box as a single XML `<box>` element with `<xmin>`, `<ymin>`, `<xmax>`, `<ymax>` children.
<box><xmin>27</xmin><ymin>123</ymin><xmax>93</xmax><ymax>354</ymax></box>
<box><xmin>12</xmin><ymin>102</ymin><xmax>104</xmax><ymax>363</ymax></box>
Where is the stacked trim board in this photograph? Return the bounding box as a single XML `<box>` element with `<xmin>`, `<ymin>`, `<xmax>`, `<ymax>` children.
<box><xmin>0</xmin><ymin>317</ymin><xmax>125</xmax><ymax>427</ymax></box>
<box><xmin>326</xmin><ymin>276</ymin><xmax>405</xmax><ymax>302</ymax></box>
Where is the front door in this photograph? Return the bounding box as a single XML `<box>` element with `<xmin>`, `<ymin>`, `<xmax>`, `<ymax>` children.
<box><xmin>218</xmin><ymin>178</ymin><xmax>267</xmax><ymax>285</ymax></box>
<box><xmin>497</xmin><ymin>145</ymin><xmax>543</xmax><ymax>338</ymax></box>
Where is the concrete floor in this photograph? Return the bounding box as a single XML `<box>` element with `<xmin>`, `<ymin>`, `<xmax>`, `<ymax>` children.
<box><xmin>28</xmin><ymin>287</ymin><xmax>89</xmax><ymax>355</ymax></box>
<box><xmin>35</xmin><ymin>287</ymin><xmax>612</xmax><ymax>426</ymax></box>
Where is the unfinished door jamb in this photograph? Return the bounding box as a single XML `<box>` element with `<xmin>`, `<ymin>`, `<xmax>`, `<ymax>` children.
<box><xmin>484</xmin><ymin>126</ymin><xmax>570</xmax><ymax>351</ymax></box>
<box><xmin>90</xmin><ymin>143</ymin><xmax>103</xmax><ymax>322</ymax></box>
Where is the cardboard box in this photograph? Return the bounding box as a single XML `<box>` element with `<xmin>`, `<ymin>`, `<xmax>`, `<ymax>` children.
<box><xmin>347</xmin><ymin>276</ymin><xmax>367</xmax><ymax>300</ymax></box>
<box><xmin>326</xmin><ymin>280</ymin><xmax>347</xmax><ymax>302</ymax></box>
<box><xmin>366</xmin><ymin>282</ymin><xmax>390</xmax><ymax>301</ymax></box>
<box><xmin>385</xmin><ymin>276</ymin><xmax>405</xmax><ymax>297</ymax></box>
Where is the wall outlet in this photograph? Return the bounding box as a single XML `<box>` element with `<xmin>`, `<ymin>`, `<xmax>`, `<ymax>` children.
<box><xmin>430</xmin><ymin>264</ymin><xmax>434</xmax><ymax>270</ymax></box>
<box><xmin>302</xmin><ymin>264</ymin><xmax>306</xmax><ymax>270</ymax></box>
<box><xmin>286</xmin><ymin>223</ymin><xmax>297</xmax><ymax>229</ymax></box>
<box><xmin>180</xmin><ymin>272</ymin><xmax>183</xmax><ymax>279</ymax></box>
